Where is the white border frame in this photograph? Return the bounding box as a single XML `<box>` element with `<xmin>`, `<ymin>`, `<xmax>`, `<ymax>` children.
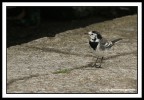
<box><xmin>2</xmin><ymin>2</ymin><xmax>142</xmax><ymax>98</ymax></box>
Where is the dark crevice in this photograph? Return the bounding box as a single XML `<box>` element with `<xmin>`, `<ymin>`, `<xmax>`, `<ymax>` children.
<box><xmin>7</xmin><ymin>7</ymin><xmax>137</xmax><ymax>47</ymax></box>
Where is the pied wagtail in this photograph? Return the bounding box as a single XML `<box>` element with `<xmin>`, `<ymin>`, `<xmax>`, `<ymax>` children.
<box><xmin>88</xmin><ymin>31</ymin><xmax>122</xmax><ymax>68</ymax></box>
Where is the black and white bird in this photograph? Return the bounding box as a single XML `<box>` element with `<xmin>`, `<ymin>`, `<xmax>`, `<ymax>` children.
<box><xmin>88</xmin><ymin>31</ymin><xmax>122</xmax><ymax>68</ymax></box>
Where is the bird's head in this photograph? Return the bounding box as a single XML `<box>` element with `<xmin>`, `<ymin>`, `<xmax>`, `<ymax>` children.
<box><xmin>88</xmin><ymin>31</ymin><xmax>102</xmax><ymax>42</ymax></box>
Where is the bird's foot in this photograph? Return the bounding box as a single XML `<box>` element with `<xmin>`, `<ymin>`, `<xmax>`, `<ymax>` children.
<box><xmin>95</xmin><ymin>63</ymin><xmax>102</xmax><ymax>68</ymax></box>
<box><xmin>91</xmin><ymin>62</ymin><xmax>101</xmax><ymax>68</ymax></box>
<box><xmin>91</xmin><ymin>62</ymin><xmax>96</xmax><ymax>67</ymax></box>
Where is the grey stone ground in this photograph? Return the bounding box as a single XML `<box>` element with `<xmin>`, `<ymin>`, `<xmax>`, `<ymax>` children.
<box><xmin>7</xmin><ymin>15</ymin><xmax>137</xmax><ymax>93</ymax></box>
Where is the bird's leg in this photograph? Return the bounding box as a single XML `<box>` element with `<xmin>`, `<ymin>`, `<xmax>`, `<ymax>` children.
<box><xmin>92</xmin><ymin>59</ymin><xmax>97</xmax><ymax>67</ymax></box>
<box><xmin>101</xmin><ymin>57</ymin><xmax>104</xmax><ymax>63</ymax></box>
<box><xmin>91</xmin><ymin>50</ymin><xmax>103</xmax><ymax>68</ymax></box>
<box><xmin>91</xmin><ymin>56</ymin><xmax>99</xmax><ymax>67</ymax></box>
<box><xmin>95</xmin><ymin>56</ymin><xmax>103</xmax><ymax>68</ymax></box>
<box><xmin>98</xmin><ymin>57</ymin><xmax>104</xmax><ymax>68</ymax></box>
<box><xmin>92</xmin><ymin>57</ymin><xmax>99</xmax><ymax>67</ymax></box>
<box><xmin>91</xmin><ymin>49</ymin><xmax>97</xmax><ymax>67</ymax></box>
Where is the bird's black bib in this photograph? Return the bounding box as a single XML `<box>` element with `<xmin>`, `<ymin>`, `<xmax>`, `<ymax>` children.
<box><xmin>89</xmin><ymin>41</ymin><xmax>99</xmax><ymax>50</ymax></box>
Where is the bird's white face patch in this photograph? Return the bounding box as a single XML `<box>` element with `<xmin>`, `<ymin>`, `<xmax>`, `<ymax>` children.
<box><xmin>88</xmin><ymin>31</ymin><xmax>97</xmax><ymax>40</ymax></box>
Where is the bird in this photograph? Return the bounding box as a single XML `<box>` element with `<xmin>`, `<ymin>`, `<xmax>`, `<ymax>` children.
<box><xmin>88</xmin><ymin>31</ymin><xmax>122</xmax><ymax>68</ymax></box>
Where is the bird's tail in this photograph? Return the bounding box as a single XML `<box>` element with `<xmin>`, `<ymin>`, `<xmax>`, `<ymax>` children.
<box><xmin>111</xmin><ymin>38</ymin><xmax>122</xmax><ymax>44</ymax></box>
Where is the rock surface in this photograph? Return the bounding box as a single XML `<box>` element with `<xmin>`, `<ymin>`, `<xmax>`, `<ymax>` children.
<box><xmin>7</xmin><ymin>15</ymin><xmax>137</xmax><ymax>93</ymax></box>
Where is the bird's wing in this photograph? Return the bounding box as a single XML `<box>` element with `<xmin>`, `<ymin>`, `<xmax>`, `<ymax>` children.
<box><xmin>99</xmin><ymin>38</ymin><xmax>108</xmax><ymax>50</ymax></box>
<box><xmin>100</xmin><ymin>38</ymin><xmax>113</xmax><ymax>50</ymax></box>
<box><xmin>100</xmin><ymin>38</ymin><xmax>108</xmax><ymax>45</ymax></box>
